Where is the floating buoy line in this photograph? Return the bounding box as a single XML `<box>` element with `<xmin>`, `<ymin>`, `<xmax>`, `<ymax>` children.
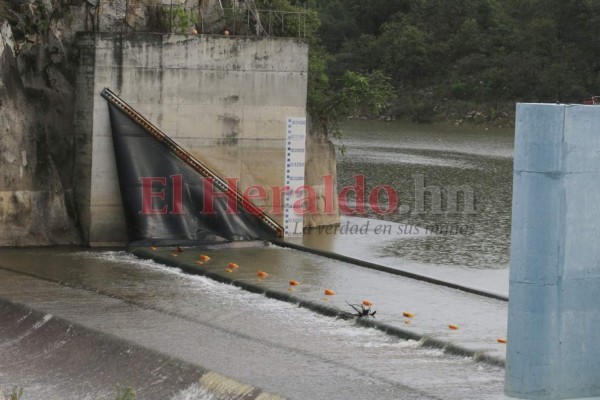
<box><xmin>153</xmin><ymin>246</ymin><xmax>507</xmax><ymax>346</ymax></box>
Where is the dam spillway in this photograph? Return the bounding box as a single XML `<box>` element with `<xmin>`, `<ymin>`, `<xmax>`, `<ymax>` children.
<box><xmin>73</xmin><ymin>32</ymin><xmax>339</xmax><ymax>246</ymax></box>
<box><xmin>102</xmin><ymin>87</ymin><xmax>282</xmax><ymax>242</ymax></box>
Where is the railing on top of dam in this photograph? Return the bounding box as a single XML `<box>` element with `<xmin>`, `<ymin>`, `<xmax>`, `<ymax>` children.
<box><xmin>88</xmin><ymin>1</ymin><xmax>311</xmax><ymax>39</ymax></box>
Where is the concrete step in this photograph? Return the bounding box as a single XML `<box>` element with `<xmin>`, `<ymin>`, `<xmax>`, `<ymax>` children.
<box><xmin>132</xmin><ymin>243</ymin><xmax>509</xmax><ymax>366</ymax></box>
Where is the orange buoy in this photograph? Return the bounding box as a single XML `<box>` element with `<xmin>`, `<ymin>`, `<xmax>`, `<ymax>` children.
<box><xmin>199</xmin><ymin>255</ymin><xmax>211</xmax><ymax>262</ymax></box>
<box><xmin>289</xmin><ymin>280</ymin><xmax>300</xmax><ymax>286</ymax></box>
<box><xmin>497</xmin><ymin>338</ymin><xmax>507</xmax><ymax>344</ymax></box>
<box><xmin>150</xmin><ymin>246</ymin><xmax>157</xmax><ymax>251</ymax></box>
<box><xmin>448</xmin><ymin>324</ymin><xmax>459</xmax><ymax>330</ymax></box>
<box><xmin>362</xmin><ymin>300</ymin><xmax>373</xmax><ymax>307</ymax></box>
<box><xmin>324</xmin><ymin>289</ymin><xmax>336</xmax><ymax>296</ymax></box>
<box><xmin>257</xmin><ymin>271</ymin><xmax>268</xmax><ymax>277</ymax></box>
<box><xmin>403</xmin><ymin>312</ymin><xmax>415</xmax><ymax>318</ymax></box>
<box><xmin>228</xmin><ymin>263</ymin><xmax>239</xmax><ymax>269</ymax></box>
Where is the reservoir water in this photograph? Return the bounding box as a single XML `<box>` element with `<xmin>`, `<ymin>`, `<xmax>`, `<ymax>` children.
<box><xmin>337</xmin><ymin>120</ymin><xmax>514</xmax><ymax>270</ymax></box>
<box><xmin>317</xmin><ymin>121</ymin><xmax>515</xmax><ymax>295</ymax></box>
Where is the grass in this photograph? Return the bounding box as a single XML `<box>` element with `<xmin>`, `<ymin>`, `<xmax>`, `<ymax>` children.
<box><xmin>4</xmin><ymin>387</ymin><xmax>24</xmax><ymax>400</ymax></box>
<box><xmin>115</xmin><ymin>385</ymin><xmax>136</xmax><ymax>400</ymax></box>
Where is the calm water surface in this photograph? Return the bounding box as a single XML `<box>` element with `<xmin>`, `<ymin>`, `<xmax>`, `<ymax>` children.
<box><xmin>335</xmin><ymin>121</ymin><xmax>514</xmax><ymax>270</ymax></box>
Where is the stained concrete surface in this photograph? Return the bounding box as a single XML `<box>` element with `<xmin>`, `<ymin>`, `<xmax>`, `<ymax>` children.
<box><xmin>74</xmin><ymin>33</ymin><xmax>339</xmax><ymax>246</ymax></box>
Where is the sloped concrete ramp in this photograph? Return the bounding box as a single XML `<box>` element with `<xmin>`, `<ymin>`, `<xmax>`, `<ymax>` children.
<box><xmin>0</xmin><ymin>248</ymin><xmax>508</xmax><ymax>400</ymax></box>
<box><xmin>0</xmin><ymin>299</ymin><xmax>280</xmax><ymax>400</ymax></box>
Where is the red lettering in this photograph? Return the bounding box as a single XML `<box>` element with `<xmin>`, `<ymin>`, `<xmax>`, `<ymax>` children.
<box><xmin>270</xmin><ymin>185</ymin><xmax>291</xmax><ymax>215</ymax></box>
<box><xmin>243</xmin><ymin>185</ymin><xmax>268</xmax><ymax>214</ymax></box>
<box><xmin>139</xmin><ymin>177</ymin><xmax>168</xmax><ymax>214</ymax></box>
<box><xmin>323</xmin><ymin>174</ymin><xmax>335</xmax><ymax>214</ymax></box>
<box><xmin>201</xmin><ymin>177</ymin><xmax>240</xmax><ymax>215</ymax></box>
<box><xmin>369</xmin><ymin>185</ymin><xmax>398</xmax><ymax>215</ymax></box>
<box><xmin>338</xmin><ymin>174</ymin><xmax>366</xmax><ymax>215</ymax></box>
<box><xmin>170</xmin><ymin>174</ymin><xmax>184</xmax><ymax>214</ymax></box>
<box><xmin>293</xmin><ymin>185</ymin><xmax>318</xmax><ymax>215</ymax></box>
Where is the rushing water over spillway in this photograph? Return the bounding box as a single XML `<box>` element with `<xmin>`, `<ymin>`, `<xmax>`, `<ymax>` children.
<box><xmin>0</xmin><ymin>248</ymin><xmax>507</xmax><ymax>399</ymax></box>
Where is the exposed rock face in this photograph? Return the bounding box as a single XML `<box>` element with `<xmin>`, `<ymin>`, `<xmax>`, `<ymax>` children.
<box><xmin>0</xmin><ymin>0</ymin><xmax>338</xmax><ymax>246</ymax></box>
<box><xmin>0</xmin><ymin>0</ymin><xmax>168</xmax><ymax>246</ymax></box>
<box><xmin>0</xmin><ymin>19</ymin><xmax>79</xmax><ymax>245</ymax></box>
<box><xmin>304</xmin><ymin>118</ymin><xmax>340</xmax><ymax>228</ymax></box>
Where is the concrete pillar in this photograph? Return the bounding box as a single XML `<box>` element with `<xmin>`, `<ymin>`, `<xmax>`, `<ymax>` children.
<box><xmin>506</xmin><ymin>104</ymin><xmax>600</xmax><ymax>399</ymax></box>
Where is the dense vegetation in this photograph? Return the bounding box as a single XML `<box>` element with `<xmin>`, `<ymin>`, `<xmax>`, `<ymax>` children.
<box><xmin>294</xmin><ymin>0</ymin><xmax>600</xmax><ymax>126</ymax></box>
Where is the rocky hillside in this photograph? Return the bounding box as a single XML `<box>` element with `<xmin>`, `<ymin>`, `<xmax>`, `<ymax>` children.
<box><xmin>1</xmin><ymin>0</ymin><xmax>332</xmax><ymax>246</ymax></box>
<box><xmin>0</xmin><ymin>0</ymin><xmax>221</xmax><ymax>246</ymax></box>
<box><xmin>0</xmin><ymin>0</ymin><xmax>87</xmax><ymax>246</ymax></box>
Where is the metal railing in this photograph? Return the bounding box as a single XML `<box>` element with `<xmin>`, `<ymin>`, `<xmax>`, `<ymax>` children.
<box><xmin>90</xmin><ymin>1</ymin><xmax>309</xmax><ymax>38</ymax></box>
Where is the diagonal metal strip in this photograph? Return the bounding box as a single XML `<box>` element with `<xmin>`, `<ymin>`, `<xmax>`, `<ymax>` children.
<box><xmin>101</xmin><ymin>87</ymin><xmax>283</xmax><ymax>238</ymax></box>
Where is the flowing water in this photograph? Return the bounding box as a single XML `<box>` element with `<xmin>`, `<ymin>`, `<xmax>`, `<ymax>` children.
<box><xmin>0</xmin><ymin>248</ymin><xmax>507</xmax><ymax>399</ymax></box>
<box><xmin>0</xmin><ymin>122</ymin><xmax>514</xmax><ymax>399</ymax></box>
<box><xmin>333</xmin><ymin>121</ymin><xmax>514</xmax><ymax>282</ymax></box>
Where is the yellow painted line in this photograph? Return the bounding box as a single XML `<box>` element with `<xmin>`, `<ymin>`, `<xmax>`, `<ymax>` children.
<box><xmin>199</xmin><ymin>372</ymin><xmax>255</xmax><ymax>397</ymax></box>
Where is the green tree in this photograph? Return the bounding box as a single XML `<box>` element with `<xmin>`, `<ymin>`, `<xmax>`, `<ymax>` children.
<box><xmin>311</xmin><ymin>70</ymin><xmax>395</xmax><ymax>136</ymax></box>
<box><xmin>379</xmin><ymin>18</ymin><xmax>432</xmax><ymax>86</ymax></box>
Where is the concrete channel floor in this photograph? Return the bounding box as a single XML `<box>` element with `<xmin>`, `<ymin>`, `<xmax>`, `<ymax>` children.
<box><xmin>0</xmin><ymin>247</ymin><xmax>509</xmax><ymax>399</ymax></box>
<box><xmin>132</xmin><ymin>242</ymin><xmax>509</xmax><ymax>364</ymax></box>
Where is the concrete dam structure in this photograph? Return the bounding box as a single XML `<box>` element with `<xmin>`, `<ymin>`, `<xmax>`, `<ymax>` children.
<box><xmin>507</xmin><ymin>104</ymin><xmax>600</xmax><ymax>399</ymax></box>
<box><xmin>74</xmin><ymin>32</ymin><xmax>339</xmax><ymax>246</ymax></box>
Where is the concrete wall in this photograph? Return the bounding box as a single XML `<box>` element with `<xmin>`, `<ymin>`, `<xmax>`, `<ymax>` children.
<box><xmin>506</xmin><ymin>104</ymin><xmax>600</xmax><ymax>399</ymax></box>
<box><xmin>75</xmin><ymin>32</ymin><xmax>338</xmax><ymax>246</ymax></box>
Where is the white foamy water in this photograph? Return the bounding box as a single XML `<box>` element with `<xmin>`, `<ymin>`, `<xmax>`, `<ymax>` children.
<box><xmin>0</xmin><ymin>247</ymin><xmax>507</xmax><ymax>399</ymax></box>
<box><xmin>170</xmin><ymin>384</ymin><xmax>217</xmax><ymax>400</ymax></box>
<box><xmin>343</xmin><ymin>147</ymin><xmax>482</xmax><ymax>169</ymax></box>
<box><xmin>75</xmin><ymin>251</ymin><xmax>433</xmax><ymax>352</ymax></box>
